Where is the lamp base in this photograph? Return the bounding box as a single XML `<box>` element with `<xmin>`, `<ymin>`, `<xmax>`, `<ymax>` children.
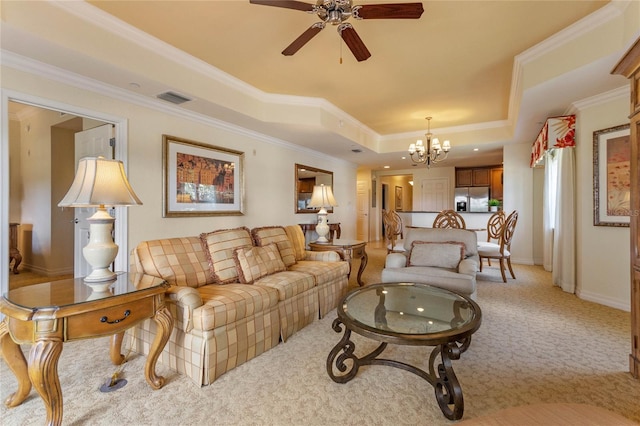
<box><xmin>83</xmin><ymin>208</ymin><xmax>119</xmax><ymax>283</ymax></box>
<box><xmin>315</xmin><ymin>209</ymin><xmax>330</xmax><ymax>243</ymax></box>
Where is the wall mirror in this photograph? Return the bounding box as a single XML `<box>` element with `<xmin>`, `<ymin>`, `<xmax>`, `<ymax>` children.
<box><xmin>295</xmin><ymin>164</ymin><xmax>334</xmax><ymax>213</ymax></box>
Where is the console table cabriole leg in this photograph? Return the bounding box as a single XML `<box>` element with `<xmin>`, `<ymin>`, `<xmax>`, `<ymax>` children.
<box><xmin>29</xmin><ymin>337</ymin><xmax>64</xmax><ymax>426</ymax></box>
<box><xmin>145</xmin><ymin>304</ymin><xmax>173</xmax><ymax>389</ymax></box>
<box><xmin>109</xmin><ymin>332</ymin><xmax>126</xmax><ymax>365</ymax></box>
<box><xmin>0</xmin><ymin>319</ymin><xmax>32</xmax><ymax>408</ymax></box>
<box><xmin>356</xmin><ymin>251</ymin><xmax>368</xmax><ymax>287</ymax></box>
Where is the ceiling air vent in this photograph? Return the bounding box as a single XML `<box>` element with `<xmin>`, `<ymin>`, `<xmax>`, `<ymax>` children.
<box><xmin>157</xmin><ymin>91</ymin><xmax>192</xmax><ymax>105</ymax></box>
<box><xmin>351</xmin><ymin>148</ymin><xmax>363</xmax><ymax>153</ymax></box>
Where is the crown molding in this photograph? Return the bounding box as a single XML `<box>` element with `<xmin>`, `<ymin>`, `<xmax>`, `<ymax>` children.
<box><xmin>570</xmin><ymin>85</ymin><xmax>629</xmax><ymax>112</ymax></box>
<box><xmin>1</xmin><ymin>49</ymin><xmax>352</xmax><ymax>165</ymax></box>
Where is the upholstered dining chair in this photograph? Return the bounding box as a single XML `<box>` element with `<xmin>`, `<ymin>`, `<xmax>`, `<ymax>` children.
<box><xmin>383</xmin><ymin>210</ymin><xmax>405</xmax><ymax>253</ymax></box>
<box><xmin>478</xmin><ymin>210</ymin><xmax>506</xmax><ymax>267</ymax></box>
<box><xmin>478</xmin><ymin>210</ymin><xmax>518</xmax><ymax>282</ymax></box>
<box><xmin>432</xmin><ymin>210</ymin><xmax>466</xmax><ymax>229</ymax></box>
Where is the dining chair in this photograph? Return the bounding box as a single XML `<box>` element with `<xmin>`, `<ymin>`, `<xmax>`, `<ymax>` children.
<box><xmin>478</xmin><ymin>210</ymin><xmax>506</xmax><ymax>267</ymax></box>
<box><xmin>478</xmin><ymin>210</ymin><xmax>518</xmax><ymax>282</ymax></box>
<box><xmin>432</xmin><ymin>210</ymin><xmax>466</xmax><ymax>229</ymax></box>
<box><xmin>383</xmin><ymin>210</ymin><xmax>405</xmax><ymax>253</ymax></box>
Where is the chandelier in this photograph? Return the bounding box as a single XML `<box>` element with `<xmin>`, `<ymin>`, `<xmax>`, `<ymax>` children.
<box><xmin>408</xmin><ymin>117</ymin><xmax>451</xmax><ymax>168</ymax></box>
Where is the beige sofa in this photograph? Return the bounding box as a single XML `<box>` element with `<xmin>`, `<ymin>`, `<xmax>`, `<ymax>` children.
<box><xmin>128</xmin><ymin>225</ymin><xmax>349</xmax><ymax>386</ymax></box>
<box><xmin>381</xmin><ymin>227</ymin><xmax>479</xmax><ymax>299</ymax></box>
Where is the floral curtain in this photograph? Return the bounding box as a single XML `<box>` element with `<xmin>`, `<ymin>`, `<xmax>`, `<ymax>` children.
<box><xmin>530</xmin><ymin>115</ymin><xmax>576</xmax><ymax>167</ymax></box>
<box><xmin>534</xmin><ymin>115</ymin><xmax>576</xmax><ymax>293</ymax></box>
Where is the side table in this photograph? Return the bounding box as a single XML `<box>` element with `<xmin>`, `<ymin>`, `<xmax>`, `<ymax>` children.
<box><xmin>0</xmin><ymin>273</ymin><xmax>172</xmax><ymax>426</ymax></box>
<box><xmin>309</xmin><ymin>239</ymin><xmax>368</xmax><ymax>286</ymax></box>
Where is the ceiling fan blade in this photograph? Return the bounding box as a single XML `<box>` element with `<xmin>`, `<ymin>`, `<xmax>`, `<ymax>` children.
<box><xmin>354</xmin><ymin>3</ymin><xmax>424</xmax><ymax>19</ymax></box>
<box><xmin>338</xmin><ymin>24</ymin><xmax>371</xmax><ymax>62</ymax></box>
<box><xmin>282</xmin><ymin>23</ymin><xmax>325</xmax><ymax>56</ymax></box>
<box><xmin>249</xmin><ymin>0</ymin><xmax>315</xmax><ymax>12</ymax></box>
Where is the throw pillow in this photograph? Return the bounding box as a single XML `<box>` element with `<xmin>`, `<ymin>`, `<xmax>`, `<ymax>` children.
<box><xmin>408</xmin><ymin>241</ymin><xmax>465</xmax><ymax>269</ymax></box>
<box><xmin>234</xmin><ymin>243</ymin><xmax>286</xmax><ymax>284</ymax></box>
<box><xmin>200</xmin><ymin>227</ymin><xmax>253</xmax><ymax>284</ymax></box>
<box><xmin>250</xmin><ymin>226</ymin><xmax>297</xmax><ymax>267</ymax></box>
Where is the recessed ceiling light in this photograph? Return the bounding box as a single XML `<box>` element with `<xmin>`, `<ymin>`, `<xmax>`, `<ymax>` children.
<box><xmin>384</xmin><ymin>165</ymin><xmax>390</xmax><ymax>169</ymax></box>
<box><xmin>473</xmin><ymin>148</ymin><xmax>479</xmax><ymax>151</ymax></box>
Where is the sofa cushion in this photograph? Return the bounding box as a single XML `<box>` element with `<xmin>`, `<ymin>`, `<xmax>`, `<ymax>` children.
<box><xmin>408</xmin><ymin>241</ymin><xmax>465</xmax><ymax>269</ymax></box>
<box><xmin>251</xmin><ymin>226</ymin><xmax>297</xmax><ymax>267</ymax></box>
<box><xmin>234</xmin><ymin>243</ymin><xmax>286</xmax><ymax>284</ymax></box>
<box><xmin>253</xmin><ymin>270</ymin><xmax>316</xmax><ymax>301</ymax></box>
<box><xmin>193</xmin><ymin>283</ymin><xmax>279</xmax><ymax>331</ymax></box>
<box><xmin>201</xmin><ymin>227</ymin><xmax>253</xmax><ymax>284</ymax></box>
<box><xmin>133</xmin><ymin>237</ymin><xmax>215</xmax><ymax>288</ymax></box>
<box><xmin>288</xmin><ymin>260</ymin><xmax>350</xmax><ymax>284</ymax></box>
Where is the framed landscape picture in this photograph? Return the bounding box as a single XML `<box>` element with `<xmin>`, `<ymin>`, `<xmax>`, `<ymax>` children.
<box><xmin>593</xmin><ymin>124</ymin><xmax>630</xmax><ymax>227</ymax></box>
<box><xmin>163</xmin><ymin>135</ymin><xmax>244</xmax><ymax>217</ymax></box>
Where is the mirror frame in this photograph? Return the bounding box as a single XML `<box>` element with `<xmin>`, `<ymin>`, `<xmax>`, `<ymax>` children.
<box><xmin>295</xmin><ymin>164</ymin><xmax>334</xmax><ymax>214</ymax></box>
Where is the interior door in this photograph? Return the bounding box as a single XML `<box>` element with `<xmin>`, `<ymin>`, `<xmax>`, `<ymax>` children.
<box><xmin>421</xmin><ymin>177</ymin><xmax>450</xmax><ymax>211</ymax></box>
<box><xmin>73</xmin><ymin>124</ymin><xmax>114</xmax><ymax>277</ymax></box>
<box><xmin>356</xmin><ymin>180</ymin><xmax>368</xmax><ymax>241</ymax></box>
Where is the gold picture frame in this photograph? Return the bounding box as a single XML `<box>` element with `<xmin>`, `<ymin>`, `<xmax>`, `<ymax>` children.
<box><xmin>163</xmin><ymin>135</ymin><xmax>244</xmax><ymax>217</ymax></box>
<box><xmin>593</xmin><ymin>124</ymin><xmax>630</xmax><ymax>227</ymax></box>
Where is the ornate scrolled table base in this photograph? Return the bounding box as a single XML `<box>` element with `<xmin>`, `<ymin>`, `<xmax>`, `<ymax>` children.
<box><xmin>327</xmin><ymin>318</ymin><xmax>471</xmax><ymax>420</ymax></box>
<box><xmin>326</xmin><ymin>282</ymin><xmax>481</xmax><ymax>421</ymax></box>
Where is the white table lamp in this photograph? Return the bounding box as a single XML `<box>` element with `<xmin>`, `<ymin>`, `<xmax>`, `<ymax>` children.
<box><xmin>59</xmin><ymin>157</ymin><xmax>142</xmax><ymax>287</ymax></box>
<box><xmin>308</xmin><ymin>184</ymin><xmax>338</xmax><ymax>243</ymax></box>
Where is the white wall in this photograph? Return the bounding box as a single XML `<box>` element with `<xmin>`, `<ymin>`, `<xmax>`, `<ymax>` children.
<box><xmin>503</xmin><ymin>143</ymin><xmax>534</xmax><ymax>265</ymax></box>
<box><xmin>1</xmin><ymin>65</ymin><xmax>358</xmax><ymax>290</ymax></box>
<box><xmin>575</xmin><ymin>91</ymin><xmax>630</xmax><ymax>310</ymax></box>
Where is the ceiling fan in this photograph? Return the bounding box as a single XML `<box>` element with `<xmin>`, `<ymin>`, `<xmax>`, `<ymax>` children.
<box><xmin>249</xmin><ymin>0</ymin><xmax>424</xmax><ymax>62</ymax></box>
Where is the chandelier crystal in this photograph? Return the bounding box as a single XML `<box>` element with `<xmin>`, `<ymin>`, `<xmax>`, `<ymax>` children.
<box><xmin>408</xmin><ymin>117</ymin><xmax>451</xmax><ymax>168</ymax></box>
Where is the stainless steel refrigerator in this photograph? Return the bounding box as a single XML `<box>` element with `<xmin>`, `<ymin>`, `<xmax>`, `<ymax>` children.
<box><xmin>454</xmin><ymin>187</ymin><xmax>490</xmax><ymax>212</ymax></box>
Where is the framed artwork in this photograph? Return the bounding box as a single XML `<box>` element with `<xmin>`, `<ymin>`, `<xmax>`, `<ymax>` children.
<box><xmin>163</xmin><ymin>135</ymin><xmax>244</xmax><ymax>217</ymax></box>
<box><xmin>395</xmin><ymin>186</ymin><xmax>403</xmax><ymax>211</ymax></box>
<box><xmin>593</xmin><ymin>124</ymin><xmax>630</xmax><ymax>227</ymax></box>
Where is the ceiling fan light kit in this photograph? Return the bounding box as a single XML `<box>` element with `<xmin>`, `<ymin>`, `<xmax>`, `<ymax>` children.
<box><xmin>250</xmin><ymin>0</ymin><xmax>424</xmax><ymax>61</ymax></box>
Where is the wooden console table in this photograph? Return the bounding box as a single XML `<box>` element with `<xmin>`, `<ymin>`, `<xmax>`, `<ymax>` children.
<box><xmin>0</xmin><ymin>273</ymin><xmax>172</xmax><ymax>426</ymax></box>
<box><xmin>299</xmin><ymin>222</ymin><xmax>341</xmax><ymax>240</ymax></box>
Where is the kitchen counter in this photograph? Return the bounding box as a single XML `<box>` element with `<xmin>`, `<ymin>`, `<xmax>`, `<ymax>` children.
<box><xmin>396</xmin><ymin>211</ymin><xmax>501</xmax><ymax>241</ymax></box>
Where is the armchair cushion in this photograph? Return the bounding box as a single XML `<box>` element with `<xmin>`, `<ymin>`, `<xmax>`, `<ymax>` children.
<box><xmin>234</xmin><ymin>243</ymin><xmax>286</xmax><ymax>284</ymax></box>
<box><xmin>408</xmin><ymin>241</ymin><xmax>465</xmax><ymax>269</ymax></box>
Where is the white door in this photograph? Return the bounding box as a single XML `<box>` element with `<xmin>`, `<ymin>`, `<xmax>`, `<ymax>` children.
<box><xmin>73</xmin><ymin>124</ymin><xmax>114</xmax><ymax>277</ymax></box>
<box><xmin>421</xmin><ymin>178</ymin><xmax>450</xmax><ymax>211</ymax></box>
<box><xmin>356</xmin><ymin>180</ymin><xmax>368</xmax><ymax>241</ymax></box>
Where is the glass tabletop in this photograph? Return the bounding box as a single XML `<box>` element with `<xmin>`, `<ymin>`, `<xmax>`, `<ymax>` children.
<box><xmin>3</xmin><ymin>273</ymin><xmax>166</xmax><ymax>310</ymax></box>
<box><xmin>341</xmin><ymin>282</ymin><xmax>480</xmax><ymax>337</ymax></box>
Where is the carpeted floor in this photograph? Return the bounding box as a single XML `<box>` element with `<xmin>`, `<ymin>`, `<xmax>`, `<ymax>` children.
<box><xmin>1</xmin><ymin>243</ymin><xmax>639</xmax><ymax>425</ymax></box>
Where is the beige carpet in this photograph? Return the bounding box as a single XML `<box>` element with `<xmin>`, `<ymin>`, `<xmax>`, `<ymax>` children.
<box><xmin>2</xmin><ymin>244</ymin><xmax>639</xmax><ymax>425</ymax></box>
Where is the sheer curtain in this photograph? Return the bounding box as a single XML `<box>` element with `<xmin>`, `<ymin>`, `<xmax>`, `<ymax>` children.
<box><xmin>543</xmin><ymin>147</ymin><xmax>576</xmax><ymax>293</ymax></box>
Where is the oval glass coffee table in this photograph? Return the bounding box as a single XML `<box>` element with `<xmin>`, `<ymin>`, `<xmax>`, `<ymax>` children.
<box><xmin>326</xmin><ymin>282</ymin><xmax>481</xmax><ymax>420</ymax></box>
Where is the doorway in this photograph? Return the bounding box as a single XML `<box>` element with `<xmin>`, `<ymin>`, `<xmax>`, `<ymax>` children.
<box><xmin>3</xmin><ymin>94</ymin><xmax>129</xmax><ymax>296</ymax></box>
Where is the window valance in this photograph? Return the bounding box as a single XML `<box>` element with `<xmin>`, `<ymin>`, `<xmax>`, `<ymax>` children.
<box><xmin>530</xmin><ymin>115</ymin><xmax>576</xmax><ymax>167</ymax></box>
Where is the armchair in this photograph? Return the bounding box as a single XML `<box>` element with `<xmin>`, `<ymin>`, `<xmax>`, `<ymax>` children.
<box><xmin>381</xmin><ymin>227</ymin><xmax>479</xmax><ymax>299</ymax></box>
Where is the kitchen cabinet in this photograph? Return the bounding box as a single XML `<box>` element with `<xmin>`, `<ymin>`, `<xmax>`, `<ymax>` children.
<box><xmin>456</xmin><ymin>166</ymin><xmax>500</xmax><ymax>188</ymax></box>
<box><xmin>297</xmin><ymin>178</ymin><xmax>315</xmax><ymax>193</ymax></box>
<box><xmin>491</xmin><ymin>168</ymin><xmax>503</xmax><ymax>200</ymax></box>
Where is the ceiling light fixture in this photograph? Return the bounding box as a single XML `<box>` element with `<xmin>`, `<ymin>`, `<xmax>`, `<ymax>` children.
<box><xmin>408</xmin><ymin>117</ymin><xmax>451</xmax><ymax>168</ymax></box>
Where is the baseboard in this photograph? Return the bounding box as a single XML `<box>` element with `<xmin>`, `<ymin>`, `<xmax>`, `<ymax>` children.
<box><xmin>576</xmin><ymin>289</ymin><xmax>630</xmax><ymax>312</ymax></box>
<box><xmin>21</xmin><ymin>263</ymin><xmax>73</xmax><ymax>277</ymax></box>
<box><xmin>511</xmin><ymin>257</ymin><xmax>535</xmax><ymax>265</ymax></box>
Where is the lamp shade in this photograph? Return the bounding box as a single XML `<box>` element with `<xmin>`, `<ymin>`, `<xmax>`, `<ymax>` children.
<box><xmin>58</xmin><ymin>157</ymin><xmax>142</xmax><ymax>207</ymax></box>
<box><xmin>308</xmin><ymin>184</ymin><xmax>337</xmax><ymax>208</ymax></box>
